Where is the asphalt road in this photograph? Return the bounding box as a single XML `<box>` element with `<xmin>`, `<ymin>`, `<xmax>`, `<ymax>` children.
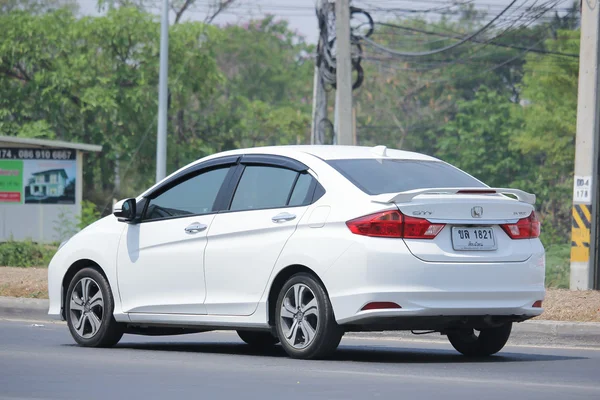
<box><xmin>1</xmin><ymin>319</ymin><xmax>599</xmax><ymax>400</ymax></box>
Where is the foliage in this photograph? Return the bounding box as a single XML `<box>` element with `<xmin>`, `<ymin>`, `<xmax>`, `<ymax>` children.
<box><xmin>78</xmin><ymin>200</ymin><xmax>101</xmax><ymax>230</ymax></box>
<box><xmin>0</xmin><ymin>7</ymin><xmax>223</xmax><ymax>204</ymax></box>
<box><xmin>545</xmin><ymin>244</ymin><xmax>571</xmax><ymax>289</ymax></box>
<box><xmin>511</xmin><ymin>30</ymin><xmax>580</xmax><ymax>245</ymax></box>
<box><xmin>436</xmin><ymin>87</ymin><xmax>530</xmax><ymax>188</ymax></box>
<box><xmin>0</xmin><ymin>8</ymin><xmax>313</xmax><ymax>208</ymax></box>
<box><xmin>53</xmin><ymin>209</ymin><xmax>78</xmax><ymax>242</ymax></box>
<box><xmin>0</xmin><ymin>239</ymin><xmax>57</xmax><ymax>267</ymax></box>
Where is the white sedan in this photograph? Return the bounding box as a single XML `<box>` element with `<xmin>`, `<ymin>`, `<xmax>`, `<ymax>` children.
<box><xmin>48</xmin><ymin>145</ymin><xmax>545</xmax><ymax>359</ymax></box>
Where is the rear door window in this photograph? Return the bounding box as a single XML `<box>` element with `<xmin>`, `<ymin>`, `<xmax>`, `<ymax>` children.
<box><xmin>327</xmin><ymin>159</ymin><xmax>485</xmax><ymax>195</ymax></box>
<box><xmin>230</xmin><ymin>166</ymin><xmax>298</xmax><ymax>211</ymax></box>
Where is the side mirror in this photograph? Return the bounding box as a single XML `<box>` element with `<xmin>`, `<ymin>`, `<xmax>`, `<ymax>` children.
<box><xmin>113</xmin><ymin>198</ymin><xmax>137</xmax><ymax>222</ymax></box>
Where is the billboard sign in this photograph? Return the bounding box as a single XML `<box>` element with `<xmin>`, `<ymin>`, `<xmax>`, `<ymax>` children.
<box><xmin>0</xmin><ymin>148</ymin><xmax>76</xmax><ymax>204</ymax></box>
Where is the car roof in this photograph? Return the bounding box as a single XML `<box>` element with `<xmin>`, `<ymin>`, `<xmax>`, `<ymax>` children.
<box><xmin>140</xmin><ymin>145</ymin><xmax>439</xmax><ymax>199</ymax></box>
<box><xmin>215</xmin><ymin>145</ymin><xmax>439</xmax><ymax>162</ymax></box>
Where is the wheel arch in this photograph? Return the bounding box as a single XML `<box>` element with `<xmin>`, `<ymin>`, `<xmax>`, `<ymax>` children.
<box><xmin>61</xmin><ymin>259</ymin><xmax>108</xmax><ymax>319</ymax></box>
<box><xmin>267</xmin><ymin>264</ymin><xmax>329</xmax><ymax>327</ymax></box>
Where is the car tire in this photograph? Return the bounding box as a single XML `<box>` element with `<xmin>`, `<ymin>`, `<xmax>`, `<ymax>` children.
<box><xmin>237</xmin><ymin>330</ymin><xmax>279</xmax><ymax>348</ymax></box>
<box><xmin>65</xmin><ymin>267</ymin><xmax>124</xmax><ymax>347</ymax></box>
<box><xmin>275</xmin><ymin>273</ymin><xmax>343</xmax><ymax>359</ymax></box>
<box><xmin>447</xmin><ymin>322</ymin><xmax>512</xmax><ymax>357</ymax></box>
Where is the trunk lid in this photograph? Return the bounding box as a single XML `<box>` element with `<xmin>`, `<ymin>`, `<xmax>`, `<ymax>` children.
<box><xmin>372</xmin><ymin>189</ymin><xmax>536</xmax><ymax>263</ymax></box>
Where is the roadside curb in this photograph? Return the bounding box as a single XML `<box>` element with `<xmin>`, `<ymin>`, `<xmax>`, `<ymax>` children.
<box><xmin>0</xmin><ymin>296</ymin><xmax>51</xmax><ymax>321</ymax></box>
<box><xmin>2</xmin><ymin>296</ymin><xmax>599</xmax><ymax>347</ymax></box>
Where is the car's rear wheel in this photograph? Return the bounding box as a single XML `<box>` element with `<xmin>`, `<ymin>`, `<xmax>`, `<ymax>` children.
<box><xmin>447</xmin><ymin>322</ymin><xmax>512</xmax><ymax>357</ymax></box>
<box><xmin>237</xmin><ymin>330</ymin><xmax>279</xmax><ymax>348</ymax></box>
<box><xmin>65</xmin><ymin>267</ymin><xmax>124</xmax><ymax>347</ymax></box>
<box><xmin>275</xmin><ymin>273</ymin><xmax>343</xmax><ymax>359</ymax></box>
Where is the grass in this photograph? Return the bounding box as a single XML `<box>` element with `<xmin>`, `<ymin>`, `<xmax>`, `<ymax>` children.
<box><xmin>545</xmin><ymin>244</ymin><xmax>570</xmax><ymax>289</ymax></box>
<box><xmin>0</xmin><ymin>240</ymin><xmax>57</xmax><ymax>268</ymax></box>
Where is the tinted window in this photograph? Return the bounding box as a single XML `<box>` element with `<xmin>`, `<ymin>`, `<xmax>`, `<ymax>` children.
<box><xmin>230</xmin><ymin>166</ymin><xmax>298</xmax><ymax>211</ymax></box>
<box><xmin>327</xmin><ymin>159</ymin><xmax>485</xmax><ymax>195</ymax></box>
<box><xmin>143</xmin><ymin>167</ymin><xmax>230</xmax><ymax>221</ymax></box>
<box><xmin>288</xmin><ymin>173</ymin><xmax>314</xmax><ymax>206</ymax></box>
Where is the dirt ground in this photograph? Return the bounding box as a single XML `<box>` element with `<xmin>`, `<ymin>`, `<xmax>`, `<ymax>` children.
<box><xmin>1</xmin><ymin>267</ymin><xmax>599</xmax><ymax>322</ymax></box>
<box><xmin>0</xmin><ymin>267</ymin><xmax>48</xmax><ymax>299</ymax></box>
<box><xmin>536</xmin><ymin>288</ymin><xmax>600</xmax><ymax>322</ymax></box>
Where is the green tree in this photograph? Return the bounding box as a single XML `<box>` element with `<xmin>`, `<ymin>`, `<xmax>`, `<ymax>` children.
<box><xmin>511</xmin><ymin>29</ymin><xmax>579</xmax><ymax>244</ymax></box>
<box><xmin>0</xmin><ymin>8</ymin><xmax>223</xmax><ymax>204</ymax></box>
<box><xmin>0</xmin><ymin>8</ymin><xmax>315</xmax><ymax>212</ymax></box>
<box><xmin>436</xmin><ymin>86</ymin><xmax>529</xmax><ymax>188</ymax></box>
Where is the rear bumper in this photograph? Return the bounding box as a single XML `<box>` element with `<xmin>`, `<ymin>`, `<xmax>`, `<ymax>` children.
<box><xmin>333</xmin><ymin>292</ymin><xmax>543</xmax><ymax>325</ymax></box>
<box><xmin>341</xmin><ymin>315</ymin><xmax>537</xmax><ymax>332</ymax></box>
<box><xmin>323</xmin><ymin>236</ymin><xmax>546</xmax><ymax>327</ymax></box>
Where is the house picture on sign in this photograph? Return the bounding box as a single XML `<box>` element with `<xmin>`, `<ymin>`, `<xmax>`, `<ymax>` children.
<box><xmin>23</xmin><ymin>160</ymin><xmax>76</xmax><ymax>204</ymax></box>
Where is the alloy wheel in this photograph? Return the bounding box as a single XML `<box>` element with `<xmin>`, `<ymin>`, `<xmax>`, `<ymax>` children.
<box><xmin>69</xmin><ymin>277</ymin><xmax>104</xmax><ymax>339</ymax></box>
<box><xmin>279</xmin><ymin>283</ymin><xmax>319</xmax><ymax>349</ymax></box>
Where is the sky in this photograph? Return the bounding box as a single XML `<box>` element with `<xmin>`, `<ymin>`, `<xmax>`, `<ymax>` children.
<box><xmin>76</xmin><ymin>0</ymin><xmax>526</xmax><ymax>44</ymax></box>
<box><xmin>77</xmin><ymin>0</ymin><xmax>321</xmax><ymax>42</ymax></box>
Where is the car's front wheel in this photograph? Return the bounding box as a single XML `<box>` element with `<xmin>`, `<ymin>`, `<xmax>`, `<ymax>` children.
<box><xmin>275</xmin><ymin>273</ymin><xmax>343</xmax><ymax>359</ymax></box>
<box><xmin>447</xmin><ymin>323</ymin><xmax>512</xmax><ymax>357</ymax></box>
<box><xmin>65</xmin><ymin>267</ymin><xmax>124</xmax><ymax>347</ymax></box>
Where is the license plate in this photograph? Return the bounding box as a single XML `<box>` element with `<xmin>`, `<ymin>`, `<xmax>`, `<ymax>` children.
<box><xmin>451</xmin><ymin>227</ymin><xmax>496</xmax><ymax>251</ymax></box>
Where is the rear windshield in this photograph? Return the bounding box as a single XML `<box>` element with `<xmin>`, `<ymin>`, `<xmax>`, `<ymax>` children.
<box><xmin>327</xmin><ymin>159</ymin><xmax>486</xmax><ymax>195</ymax></box>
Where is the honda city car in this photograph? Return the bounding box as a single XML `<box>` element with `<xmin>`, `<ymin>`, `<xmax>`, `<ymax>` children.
<box><xmin>48</xmin><ymin>145</ymin><xmax>545</xmax><ymax>359</ymax></box>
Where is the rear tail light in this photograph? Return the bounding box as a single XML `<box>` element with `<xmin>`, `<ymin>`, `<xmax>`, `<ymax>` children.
<box><xmin>500</xmin><ymin>211</ymin><xmax>541</xmax><ymax>239</ymax></box>
<box><xmin>346</xmin><ymin>210</ymin><xmax>444</xmax><ymax>239</ymax></box>
<box><xmin>532</xmin><ymin>300</ymin><xmax>543</xmax><ymax>308</ymax></box>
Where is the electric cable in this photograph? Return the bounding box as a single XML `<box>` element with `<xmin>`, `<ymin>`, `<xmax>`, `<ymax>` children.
<box><xmin>359</xmin><ymin>0</ymin><xmax>519</xmax><ymax>57</ymax></box>
<box><xmin>374</xmin><ymin>21</ymin><xmax>579</xmax><ymax>58</ymax></box>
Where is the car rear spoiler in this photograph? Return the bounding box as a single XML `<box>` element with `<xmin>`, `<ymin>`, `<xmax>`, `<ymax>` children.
<box><xmin>371</xmin><ymin>187</ymin><xmax>536</xmax><ymax>205</ymax></box>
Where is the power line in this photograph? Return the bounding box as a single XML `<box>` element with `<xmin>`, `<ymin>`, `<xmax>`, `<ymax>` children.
<box><xmin>359</xmin><ymin>0</ymin><xmax>519</xmax><ymax>57</ymax></box>
<box><xmin>375</xmin><ymin>21</ymin><xmax>579</xmax><ymax>58</ymax></box>
<box><xmin>364</xmin><ymin>25</ymin><xmax>575</xmax><ymax>87</ymax></box>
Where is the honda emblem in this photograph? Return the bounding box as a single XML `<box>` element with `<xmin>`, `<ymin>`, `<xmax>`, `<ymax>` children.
<box><xmin>471</xmin><ymin>206</ymin><xmax>483</xmax><ymax>218</ymax></box>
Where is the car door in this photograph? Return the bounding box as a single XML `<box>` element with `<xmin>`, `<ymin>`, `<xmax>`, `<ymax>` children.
<box><xmin>204</xmin><ymin>156</ymin><xmax>319</xmax><ymax>316</ymax></box>
<box><xmin>116</xmin><ymin>164</ymin><xmax>235</xmax><ymax>315</ymax></box>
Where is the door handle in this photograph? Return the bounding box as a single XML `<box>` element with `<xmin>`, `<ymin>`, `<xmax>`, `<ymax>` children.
<box><xmin>184</xmin><ymin>222</ymin><xmax>207</xmax><ymax>233</ymax></box>
<box><xmin>272</xmin><ymin>212</ymin><xmax>296</xmax><ymax>223</ymax></box>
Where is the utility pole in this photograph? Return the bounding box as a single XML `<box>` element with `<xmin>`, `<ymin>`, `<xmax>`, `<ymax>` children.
<box><xmin>156</xmin><ymin>0</ymin><xmax>169</xmax><ymax>183</ymax></box>
<box><xmin>311</xmin><ymin>63</ymin><xmax>328</xmax><ymax>144</ymax></box>
<box><xmin>334</xmin><ymin>0</ymin><xmax>354</xmax><ymax>145</ymax></box>
<box><xmin>571</xmin><ymin>0</ymin><xmax>600</xmax><ymax>290</ymax></box>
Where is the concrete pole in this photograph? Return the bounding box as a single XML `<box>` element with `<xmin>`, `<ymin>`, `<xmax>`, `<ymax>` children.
<box><xmin>334</xmin><ymin>0</ymin><xmax>354</xmax><ymax>145</ymax></box>
<box><xmin>570</xmin><ymin>0</ymin><xmax>600</xmax><ymax>290</ymax></box>
<box><xmin>311</xmin><ymin>64</ymin><xmax>328</xmax><ymax>144</ymax></box>
<box><xmin>156</xmin><ymin>0</ymin><xmax>169</xmax><ymax>183</ymax></box>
